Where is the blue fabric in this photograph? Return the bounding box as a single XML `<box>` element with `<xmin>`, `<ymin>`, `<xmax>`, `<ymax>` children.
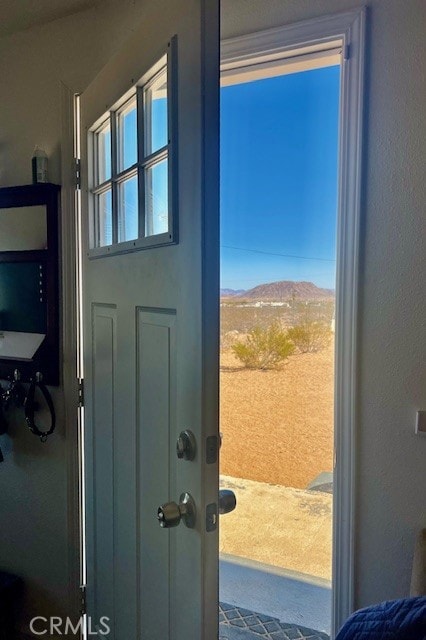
<box><xmin>336</xmin><ymin>597</ymin><xmax>426</xmax><ymax>640</ymax></box>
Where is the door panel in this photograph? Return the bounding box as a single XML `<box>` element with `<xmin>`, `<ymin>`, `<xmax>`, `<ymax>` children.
<box><xmin>92</xmin><ymin>305</ymin><xmax>116</xmax><ymax>631</ymax></box>
<box><xmin>80</xmin><ymin>2</ymin><xmax>219</xmax><ymax>639</ymax></box>
<box><xmin>137</xmin><ymin>309</ymin><xmax>176</xmax><ymax>639</ymax></box>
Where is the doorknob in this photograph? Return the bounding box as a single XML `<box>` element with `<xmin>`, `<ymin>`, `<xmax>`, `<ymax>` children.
<box><xmin>157</xmin><ymin>492</ymin><xmax>196</xmax><ymax>529</ymax></box>
<box><xmin>219</xmin><ymin>489</ymin><xmax>236</xmax><ymax>515</ymax></box>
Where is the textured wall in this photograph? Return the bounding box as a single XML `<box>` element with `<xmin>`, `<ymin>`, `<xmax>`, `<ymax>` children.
<box><xmin>0</xmin><ymin>1</ymin><xmax>160</xmax><ymax>188</ymax></box>
<box><xmin>222</xmin><ymin>0</ymin><xmax>426</xmax><ymax>608</ymax></box>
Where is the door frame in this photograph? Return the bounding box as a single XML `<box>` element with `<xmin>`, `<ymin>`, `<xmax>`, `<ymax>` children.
<box><xmin>221</xmin><ymin>8</ymin><xmax>365</xmax><ymax>636</ymax></box>
<box><xmin>60</xmin><ymin>81</ymin><xmax>84</xmax><ymax>625</ymax></box>
<box><xmin>60</xmin><ymin>7</ymin><xmax>365</xmax><ymax>636</ymax></box>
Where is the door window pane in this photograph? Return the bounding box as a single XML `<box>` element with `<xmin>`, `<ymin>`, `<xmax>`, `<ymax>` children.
<box><xmin>144</xmin><ymin>68</ymin><xmax>168</xmax><ymax>156</ymax></box>
<box><xmin>96</xmin><ymin>190</ymin><xmax>112</xmax><ymax>247</ymax></box>
<box><xmin>118</xmin><ymin>98</ymin><xmax>137</xmax><ymax>171</ymax></box>
<box><xmin>89</xmin><ymin>53</ymin><xmax>172</xmax><ymax>252</ymax></box>
<box><xmin>145</xmin><ymin>159</ymin><xmax>168</xmax><ymax>236</ymax></box>
<box><xmin>96</xmin><ymin>123</ymin><xmax>111</xmax><ymax>185</ymax></box>
<box><xmin>118</xmin><ymin>175</ymin><xmax>138</xmax><ymax>242</ymax></box>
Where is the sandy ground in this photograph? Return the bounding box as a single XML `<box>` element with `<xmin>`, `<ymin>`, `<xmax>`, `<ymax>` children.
<box><xmin>220</xmin><ymin>344</ymin><xmax>334</xmax><ymax>489</ymax></box>
<box><xmin>220</xmin><ymin>475</ymin><xmax>332</xmax><ymax>581</ymax></box>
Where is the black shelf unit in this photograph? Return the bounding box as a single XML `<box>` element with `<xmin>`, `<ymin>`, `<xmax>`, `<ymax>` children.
<box><xmin>0</xmin><ymin>183</ymin><xmax>60</xmax><ymax>385</ymax></box>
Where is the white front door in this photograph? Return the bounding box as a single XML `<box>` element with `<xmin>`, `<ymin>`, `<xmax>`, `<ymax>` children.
<box><xmin>79</xmin><ymin>2</ymin><xmax>220</xmax><ymax>638</ymax></box>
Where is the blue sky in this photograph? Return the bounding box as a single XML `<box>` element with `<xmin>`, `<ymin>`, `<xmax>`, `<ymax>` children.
<box><xmin>220</xmin><ymin>65</ymin><xmax>340</xmax><ymax>291</ymax></box>
<box><xmin>117</xmin><ymin>94</ymin><xmax>168</xmax><ymax>242</ymax></box>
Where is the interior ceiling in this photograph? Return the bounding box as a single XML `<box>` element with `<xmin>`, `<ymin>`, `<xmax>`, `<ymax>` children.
<box><xmin>0</xmin><ymin>0</ymin><xmax>98</xmax><ymax>37</ymax></box>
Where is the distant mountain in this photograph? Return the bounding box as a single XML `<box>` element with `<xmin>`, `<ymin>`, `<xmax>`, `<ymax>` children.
<box><xmin>238</xmin><ymin>280</ymin><xmax>334</xmax><ymax>301</ymax></box>
<box><xmin>220</xmin><ymin>288</ymin><xmax>246</xmax><ymax>297</ymax></box>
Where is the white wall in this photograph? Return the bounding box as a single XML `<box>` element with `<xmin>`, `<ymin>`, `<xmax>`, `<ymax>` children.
<box><xmin>0</xmin><ymin>0</ymin><xmax>424</xmax><ymax>627</ymax></box>
<box><xmin>222</xmin><ymin>0</ymin><xmax>426</xmax><ymax>609</ymax></box>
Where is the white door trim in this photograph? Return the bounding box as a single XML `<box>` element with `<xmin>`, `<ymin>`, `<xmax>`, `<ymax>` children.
<box><xmin>221</xmin><ymin>8</ymin><xmax>365</xmax><ymax>636</ymax></box>
<box><xmin>60</xmin><ymin>81</ymin><xmax>82</xmax><ymax>623</ymax></box>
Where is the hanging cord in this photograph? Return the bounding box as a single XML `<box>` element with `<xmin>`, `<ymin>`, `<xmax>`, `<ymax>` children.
<box><xmin>25</xmin><ymin>372</ymin><xmax>56</xmax><ymax>443</ymax></box>
<box><xmin>0</xmin><ymin>393</ymin><xmax>6</xmax><ymax>463</ymax></box>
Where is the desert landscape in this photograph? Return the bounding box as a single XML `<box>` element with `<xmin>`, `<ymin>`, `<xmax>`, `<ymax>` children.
<box><xmin>219</xmin><ymin>281</ymin><xmax>335</xmax><ymax>580</ymax></box>
<box><xmin>220</xmin><ymin>280</ymin><xmax>335</xmax><ymax>490</ymax></box>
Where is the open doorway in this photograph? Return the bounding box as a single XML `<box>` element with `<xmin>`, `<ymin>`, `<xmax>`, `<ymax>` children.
<box><xmin>218</xmin><ymin>41</ymin><xmax>341</xmax><ymax>640</ymax></box>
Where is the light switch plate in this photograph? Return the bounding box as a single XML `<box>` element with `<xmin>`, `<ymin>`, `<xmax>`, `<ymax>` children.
<box><xmin>415</xmin><ymin>411</ymin><xmax>426</xmax><ymax>435</ymax></box>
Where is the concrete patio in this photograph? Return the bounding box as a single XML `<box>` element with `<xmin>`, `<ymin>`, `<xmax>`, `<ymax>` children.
<box><xmin>220</xmin><ymin>475</ymin><xmax>332</xmax><ymax>580</ymax></box>
<box><xmin>219</xmin><ymin>475</ymin><xmax>332</xmax><ymax>637</ymax></box>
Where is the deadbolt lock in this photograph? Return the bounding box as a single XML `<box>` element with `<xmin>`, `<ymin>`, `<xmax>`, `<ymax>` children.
<box><xmin>219</xmin><ymin>489</ymin><xmax>237</xmax><ymax>515</ymax></box>
<box><xmin>176</xmin><ymin>430</ymin><xmax>196</xmax><ymax>461</ymax></box>
<box><xmin>157</xmin><ymin>492</ymin><xmax>196</xmax><ymax>529</ymax></box>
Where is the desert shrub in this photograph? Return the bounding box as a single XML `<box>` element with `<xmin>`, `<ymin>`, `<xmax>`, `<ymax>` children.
<box><xmin>287</xmin><ymin>321</ymin><xmax>332</xmax><ymax>353</ymax></box>
<box><xmin>221</xmin><ymin>330</ymin><xmax>241</xmax><ymax>351</ymax></box>
<box><xmin>231</xmin><ymin>323</ymin><xmax>295</xmax><ymax>370</ymax></box>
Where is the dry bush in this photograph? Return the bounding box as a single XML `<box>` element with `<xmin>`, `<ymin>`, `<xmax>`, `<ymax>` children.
<box><xmin>221</xmin><ymin>330</ymin><xmax>241</xmax><ymax>351</ymax></box>
<box><xmin>231</xmin><ymin>323</ymin><xmax>295</xmax><ymax>370</ymax></box>
<box><xmin>287</xmin><ymin>321</ymin><xmax>332</xmax><ymax>353</ymax></box>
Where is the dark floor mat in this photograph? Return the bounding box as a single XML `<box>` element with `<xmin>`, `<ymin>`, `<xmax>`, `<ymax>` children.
<box><xmin>219</xmin><ymin>602</ymin><xmax>330</xmax><ymax>640</ymax></box>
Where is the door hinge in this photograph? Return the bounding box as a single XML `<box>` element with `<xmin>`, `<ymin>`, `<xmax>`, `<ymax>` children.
<box><xmin>79</xmin><ymin>585</ymin><xmax>87</xmax><ymax>616</ymax></box>
<box><xmin>74</xmin><ymin>157</ymin><xmax>81</xmax><ymax>190</ymax></box>
<box><xmin>78</xmin><ymin>379</ymin><xmax>85</xmax><ymax>408</ymax></box>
